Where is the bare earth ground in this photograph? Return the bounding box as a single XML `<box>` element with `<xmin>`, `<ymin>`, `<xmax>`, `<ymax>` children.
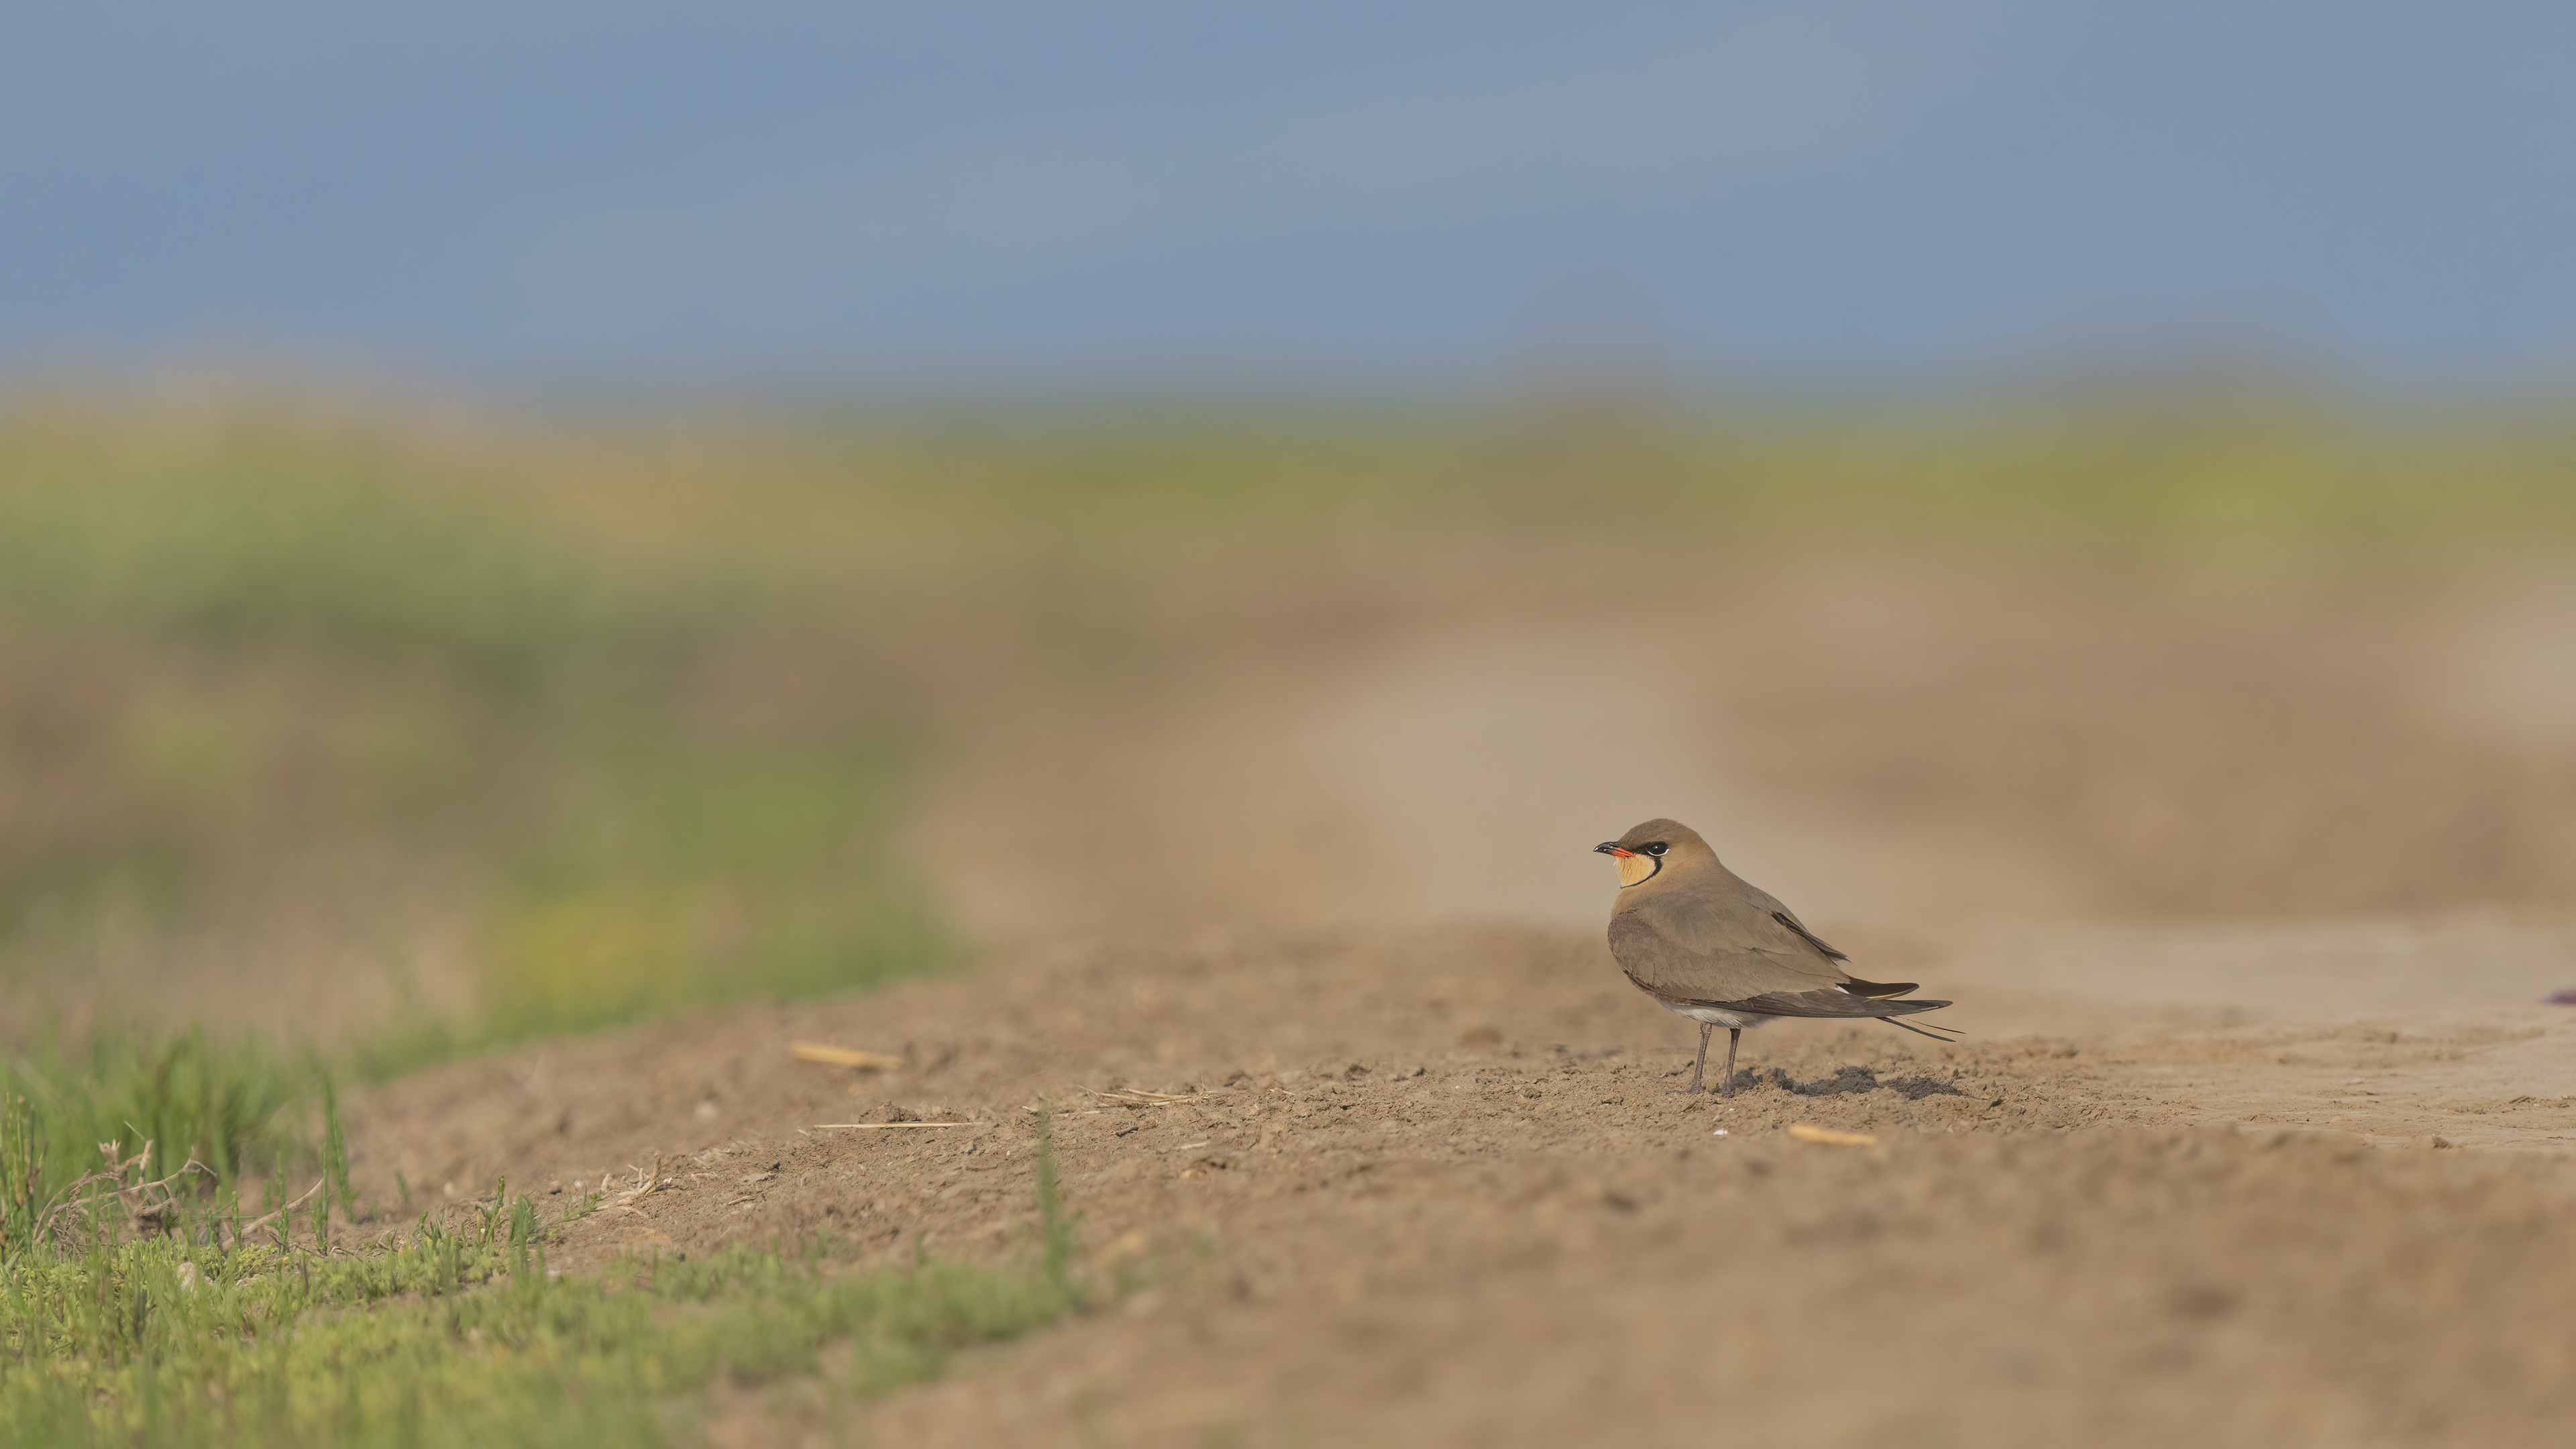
<box><xmin>345</xmin><ymin>928</ymin><xmax>2576</xmax><ymax>1449</ymax></box>
<box><xmin>341</xmin><ymin>566</ymin><xmax>2576</xmax><ymax>1447</ymax></box>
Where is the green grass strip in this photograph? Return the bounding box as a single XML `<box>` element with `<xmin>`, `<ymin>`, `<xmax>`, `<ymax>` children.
<box><xmin>0</xmin><ymin>1108</ymin><xmax>1087</xmax><ymax>1446</ymax></box>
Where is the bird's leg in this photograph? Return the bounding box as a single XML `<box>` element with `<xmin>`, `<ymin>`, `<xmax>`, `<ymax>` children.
<box><xmin>1719</xmin><ymin>1028</ymin><xmax>1743</xmax><ymax>1099</ymax></box>
<box><xmin>1674</xmin><ymin>1022</ymin><xmax>1713</xmax><ymax>1095</ymax></box>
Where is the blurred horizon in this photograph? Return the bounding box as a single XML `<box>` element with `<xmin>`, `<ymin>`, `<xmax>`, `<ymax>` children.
<box><xmin>7</xmin><ymin>4</ymin><xmax>2576</xmax><ymax>1060</ymax></box>
<box><xmin>4</xmin><ymin>390</ymin><xmax>2575</xmax><ymax>1051</ymax></box>
<box><xmin>8</xmin><ymin>2</ymin><xmax>2575</xmax><ymax>394</ymax></box>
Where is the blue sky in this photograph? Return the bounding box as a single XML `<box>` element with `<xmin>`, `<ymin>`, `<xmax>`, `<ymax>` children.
<box><xmin>5</xmin><ymin>1</ymin><xmax>2572</xmax><ymax>390</ymax></box>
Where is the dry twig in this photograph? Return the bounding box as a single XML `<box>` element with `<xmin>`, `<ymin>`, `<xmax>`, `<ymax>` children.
<box><xmin>22</xmin><ymin>1140</ymin><xmax>220</xmax><ymax>1249</ymax></box>
<box><xmin>1089</xmin><ymin>1087</ymin><xmax>1197</xmax><ymax>1106</ymax></box>
<box><xmin>789</xmin><ymin>1042</ymin><xmax>906</xmax><ymax>1071</ymax></box>
<box><xmin>1785</xmin><ymin>1124</ymin><xmax>1878</xmax><ymax>1148</ymax></box>
<box><xmin>235</xmin><ymin>1177</ymin><xmax>327</xmax><ymax>1234</ymax></box>
<box><xmin>612</xmin><ymin>1153</ymin><xmax>670</xmax><ymax>1206</ymax></box>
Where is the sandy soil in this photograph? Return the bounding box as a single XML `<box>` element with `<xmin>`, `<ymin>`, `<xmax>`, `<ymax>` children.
<box><xmin>343</xmin><ymin>924</ymin><xmax>2576</xmax><ymax>1449</ymax></box>
<box><xmin>341</xmin><ymin>559</ymin><xmax>2576</xmax><ymax>1447</ymax></box>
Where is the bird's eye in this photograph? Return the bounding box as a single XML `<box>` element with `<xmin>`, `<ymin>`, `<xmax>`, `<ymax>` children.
<box><xmin>1644</xmin><ymin>842</ymin><xmax>1668</xmax><ymax>857</ymax></box>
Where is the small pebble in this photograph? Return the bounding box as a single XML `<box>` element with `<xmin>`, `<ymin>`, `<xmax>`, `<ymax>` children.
<box><xmin>1711</xmin><ymin>1129</ymin><xmax>1729</xmax><ymax>1138</ymax></box>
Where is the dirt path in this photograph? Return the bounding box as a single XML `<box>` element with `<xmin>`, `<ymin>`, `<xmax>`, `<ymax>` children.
<box><xmin>345</xmin><ymin>568</ymin><xmax>2576</xmax><ymax>1445</ymax></box>
<box><xmin>343</xmin><ymin>922</ymin><xmax>2576</xmax><ymax>1448</ymax></box>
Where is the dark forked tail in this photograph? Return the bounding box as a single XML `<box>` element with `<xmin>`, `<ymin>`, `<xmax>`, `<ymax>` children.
<box><xmin>1832</xmin><ymin>978</ymin><xmax>1962</xmax><ymax>1037</ymax></box>
<box><xmin>1713</xmin><ymin>987</ymin><xmax>1962</xmax><ymax>1040</ymax></box>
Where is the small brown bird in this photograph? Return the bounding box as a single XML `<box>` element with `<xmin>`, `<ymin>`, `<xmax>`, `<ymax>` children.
<box><xmin>1596</xmin><ymin>818</ymin><xmax>1955</xmax><ymax>1097</ymax></box>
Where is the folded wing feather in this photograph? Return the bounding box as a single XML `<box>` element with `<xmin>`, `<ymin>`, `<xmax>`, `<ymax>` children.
<box><xmin>1608</xmin><ymin>881</ymin><xmax>1851</xmax><ymax>1004</ymax></box>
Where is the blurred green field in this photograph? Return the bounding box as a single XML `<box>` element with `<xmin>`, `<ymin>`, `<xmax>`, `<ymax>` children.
<box><xmin>2</xmin><ymin>388</ymin><xmax>2573</xmax><ymax>1062</ymax></box>
<box><xmin>0</xmin><ymin>398</ymin><xmax>963</xmax><ymax>1065</ymax></box>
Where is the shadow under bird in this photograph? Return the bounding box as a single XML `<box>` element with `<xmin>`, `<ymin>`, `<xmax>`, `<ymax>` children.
<box><xmin>1595</xmin><ymin>818</ymin><xmax>1956</xmax><ymax>1097</ymax></box>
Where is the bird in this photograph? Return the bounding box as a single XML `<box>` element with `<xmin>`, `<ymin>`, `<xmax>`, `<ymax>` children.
<box><xmin>1595</xmin><ymin>818</ymin><xmax>1955</xmax><ymax>1097</ymax></box>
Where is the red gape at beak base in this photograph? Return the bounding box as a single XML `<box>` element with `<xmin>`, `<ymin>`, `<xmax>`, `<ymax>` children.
<box><xmin>1597</xmin><ymin>842</ymin><xmax>1661</xmax><ymax>888</ymax></box>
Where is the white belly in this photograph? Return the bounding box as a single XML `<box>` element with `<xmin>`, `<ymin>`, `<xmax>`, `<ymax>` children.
<box><xmin>1658</xmin><ymin>1000</ymin><xmax>1776</xmax><ymax>1030</ymax></box>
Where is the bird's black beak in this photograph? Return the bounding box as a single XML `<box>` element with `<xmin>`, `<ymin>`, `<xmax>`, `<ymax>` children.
<box><xmin>1594</xmin><ymin>841</ymin><xmax>1631</xmax><ymax>857</ymax></box>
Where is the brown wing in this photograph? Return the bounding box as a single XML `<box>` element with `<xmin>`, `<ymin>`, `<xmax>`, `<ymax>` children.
<box><xmin>1606</xmin><ymin>863</ymin><xmax>1955</xmax><ymax>1034</ymax></box>
<box><xmin>1607</xmin><ymin>871</ymin><xmax>1849</xmax><ymax>1003</ymax></box>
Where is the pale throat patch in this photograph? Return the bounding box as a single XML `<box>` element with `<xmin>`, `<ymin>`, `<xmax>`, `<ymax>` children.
<box><xmin>1613</xmin><ymin>851</ymin><xmax>1662</xmax><ymax>888</ymax></box>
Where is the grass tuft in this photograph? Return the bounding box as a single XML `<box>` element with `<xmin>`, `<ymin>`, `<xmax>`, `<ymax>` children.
<box><xmin>1</xmin><ymin>1031</ymin><xmax>316</xmax><ymax>1258</ymax></box>
<box><xmin>1032</xmin><ymin>1099</ymin><xmax>1077</xmax><ymax>1294</ymax></box>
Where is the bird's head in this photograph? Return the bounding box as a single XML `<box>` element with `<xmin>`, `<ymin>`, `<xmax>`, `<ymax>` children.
<box><xmin>1592</xmin><ymin>818</ymin><xmax>1713</xmax><ymax>889</ymax></box>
